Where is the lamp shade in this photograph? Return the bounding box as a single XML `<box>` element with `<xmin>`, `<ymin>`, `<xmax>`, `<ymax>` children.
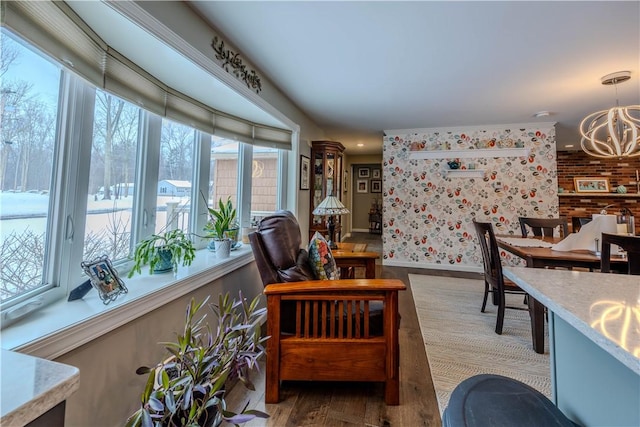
<box><xmin>313</xmin><ymin>195</ymin><xmax>350</xmax><ymax>216</ymax></box>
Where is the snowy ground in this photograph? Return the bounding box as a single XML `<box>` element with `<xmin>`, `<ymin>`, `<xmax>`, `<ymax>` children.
<box><xmin>0</xmin><ymin>192</ymin><xmax>191</xmax><ymax>236</ymax></box>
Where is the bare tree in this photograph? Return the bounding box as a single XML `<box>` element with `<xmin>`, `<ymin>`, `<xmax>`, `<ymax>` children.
<box><xmin>94</xmin><ymin>92</ymin><xmax>124</xmax><ymax>200</ymax></box>
<box><xmin>160</xmin><ymin>121</ymin><xmax>194</xmax><ymax>180</ymax></box>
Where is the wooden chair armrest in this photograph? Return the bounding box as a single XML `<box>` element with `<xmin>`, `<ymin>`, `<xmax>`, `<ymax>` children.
<box><xmin>264</xmin><ymin>279</ymin><xmax>406</xmax><ymax>295</ymax></box>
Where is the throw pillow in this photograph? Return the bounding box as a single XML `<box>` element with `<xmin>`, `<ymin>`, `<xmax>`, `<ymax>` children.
<box><xmin>307</xmin><ymin>231</ymin><xmax>339</xmax><ymax>280</ymax></box>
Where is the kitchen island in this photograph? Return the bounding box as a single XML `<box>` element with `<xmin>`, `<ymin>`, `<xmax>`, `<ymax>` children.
<box><xmin>1</xmin><ymin>350</ymin><xmax>79</xmax><ymax>426</ymax></box>
<box><xmin>503</xmin><ymin>267</ymin><xmax>639</xmax><ymax>427</ymax></box>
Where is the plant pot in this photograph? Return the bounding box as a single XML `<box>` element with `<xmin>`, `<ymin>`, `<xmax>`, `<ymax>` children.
<box><xmin>224</xmin><ymin>227</ymin><xmax>240</xmax><ymax>247</ymax></box>
<box><xmin>214</xmin><ymin>239</ymin><xmax>232</xmax><ymax>259</ymax></box>
<box><xmin>154</xmin><ymin>248</ymin><xmax>174</xmax><ymax>273</ymax></box>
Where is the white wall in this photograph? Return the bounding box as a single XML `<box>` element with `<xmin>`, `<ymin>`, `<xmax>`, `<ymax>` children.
<box><xmin>56</xmin><ymin>263</ymin><xmax>263</xmax><ymax>427</ymax></box>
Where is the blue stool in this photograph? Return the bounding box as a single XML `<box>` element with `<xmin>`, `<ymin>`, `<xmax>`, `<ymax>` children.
<box><xmin>442</xmin><ymin>374</ymin><xmax>579</xmax><ymax>427</ymax></box>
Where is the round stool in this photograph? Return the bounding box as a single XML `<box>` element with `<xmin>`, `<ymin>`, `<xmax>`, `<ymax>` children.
<box><xmin>442</xmin><ymin>374</ymin><xmax>579</xmax><ymax>427</ymax></box>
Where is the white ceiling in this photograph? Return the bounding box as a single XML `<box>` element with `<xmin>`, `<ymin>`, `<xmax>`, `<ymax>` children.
<box><xmin>187</xmin><ymin>1</ymin><xmax>640</xmax><ymax>155</ymax></box>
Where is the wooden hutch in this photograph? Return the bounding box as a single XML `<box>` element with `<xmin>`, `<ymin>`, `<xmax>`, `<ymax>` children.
<box><xmin>309</xmin><ymin>140</ymin><xmax>345</xmax><ymax>240</ymax></box>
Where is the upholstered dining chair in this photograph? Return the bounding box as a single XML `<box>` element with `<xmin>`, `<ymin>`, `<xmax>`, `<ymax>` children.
<box><xmin>519</xmin><ymin>217</ymin><xmax>569</xmax><ymax>238</ymax></box>
<box><xmin>600</xmin><ymin>233</ymin><xmax>640</xmax><ymax>275</ymax></box>
<box><xmin>249</xmin><ymin>210</ymin><xmax>405</xmax><ymax>405</ymax></box>
<box><xmin>473</xmin><ymin>220</ymin><xmax>529</xmax><ymax>335</ymax></box>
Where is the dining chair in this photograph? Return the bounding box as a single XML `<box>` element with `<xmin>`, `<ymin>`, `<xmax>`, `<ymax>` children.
<box><xmin>473</xmin><ymin>220</ymin><xmax>529</xmax><ymax>335</ymax></box>
<box><xmin>571</xmin><ymin>216</ymin><xmax>592</xmax><ymax>233</ymax></box>
<box><xmin>519</xmin><ymin>217</ymin><xmax>569</xmax><ymax>238</ymax></box>
<box><xmin>600</xmin><ymin>233</ymin><xmax>640</xmax><ymax>275</ymax></box>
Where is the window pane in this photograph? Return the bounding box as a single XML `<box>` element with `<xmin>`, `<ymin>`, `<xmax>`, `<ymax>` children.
<box><xmin>0</xmin><ymin>31</ymin><xmax>61</xmax><ymax>303</ymax></box>
<box><xmin>251</xmin><ymin>146</ymin><xmax>279</xmax><ymax>219</ymax></box>
<box><xmin>85</xmin><ymin>90</ymin><xmax>140</xmax><ymax>263</ymax></box>
<box><xmin>209</xmin><ymin>135</ymin><xmax>238</xmax><ymax>210</ymax></box>
<box><xmin>156</xmin><ymin>119</ymin><xmax>195</xmax><ymax>233</ymax></box>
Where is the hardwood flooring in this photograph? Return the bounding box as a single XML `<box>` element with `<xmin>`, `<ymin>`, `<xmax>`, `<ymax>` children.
<box><xmin>226</xmin><ymin>233</ymin><xmax>477</xmax><ymax>426</ymax></box>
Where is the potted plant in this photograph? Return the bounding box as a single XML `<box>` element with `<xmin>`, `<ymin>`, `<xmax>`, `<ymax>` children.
<box><xmin>203</xmin><ymin>196</ymin><xmax>238</xmax><ymax>258</ymax></box>
<box><xmin>128</xmin><ymin>229</ymin><xmax>196</xmax><ymax>277</ymax></box>
<box><xmin>125</xmin><ymin>292</ymin><xmax>269</xmax><ymax>427</ymax></box>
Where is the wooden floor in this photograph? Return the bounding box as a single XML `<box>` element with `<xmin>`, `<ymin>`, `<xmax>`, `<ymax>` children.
<box><xmin>225</xmin><ymin>232</ymin><xmax>477</xmax><ymax>426</ymax></box>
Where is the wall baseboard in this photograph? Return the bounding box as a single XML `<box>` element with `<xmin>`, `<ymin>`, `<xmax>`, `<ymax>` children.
<box><xmin>383</xmin><ymin>259</ymin><xmax>483</xmax><ymax>274</ymax></box>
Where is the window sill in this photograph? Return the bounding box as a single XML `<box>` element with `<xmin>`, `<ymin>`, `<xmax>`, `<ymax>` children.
<box><xmin>1</xmin><ymin>247</ymin><xmax>254</xmax><ymax>360</ymax></box>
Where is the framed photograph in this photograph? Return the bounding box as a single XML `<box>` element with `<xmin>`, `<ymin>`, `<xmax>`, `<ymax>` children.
<box><xmin>300</xmin><ymin>155</ymin><xmax>310</xmax><ymax>190</ymax></box>
<box><xmin>357</xmin><ymin>179</ymin><xmax>368</xmax><ymax>193</ymax></box>
<box><xmin>81</xmin><ymin>255</ymin><xmax>127</xmax><ymax>304</ymax></box>
<box><xmin>343</xmin><ymin>171</ymin><xmax>348</xmax><ymax>193</ymax></box>
<box><xmin>372</xmin><ymin>169</ymin><xmax>381</xmax><ymax>179</ymax></box>
<box><xmin>574</xmin><ymin>177</ymin><xmax>610</xmax><ymax>193</ymax></box>
<box><xmin>358</xmin><ymin>168</ymin><xmax>370</xmax><ymax>178</ymax></box>
<box><xmin>371</xmin><ymin>179</ymin><xmax>382</xmax><ymax>193</ymax></box>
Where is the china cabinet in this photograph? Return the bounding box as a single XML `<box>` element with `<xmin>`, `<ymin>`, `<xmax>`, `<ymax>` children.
<box><xmin>309</xmin><ymin>140</ymin><xmax>345</xmax><ymax>240</ymax></box>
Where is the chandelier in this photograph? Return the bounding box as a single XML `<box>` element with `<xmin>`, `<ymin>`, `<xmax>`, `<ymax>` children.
<box><xmin>580</xmin><ymin>71</ymin><xmax>640</xmax><ymax>158</ymax></box>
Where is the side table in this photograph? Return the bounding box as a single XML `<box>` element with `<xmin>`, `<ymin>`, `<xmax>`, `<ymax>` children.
<box><xmin>333</xmin><ymin>242</ymin><xmax>379</xmax><ymax>279</ymax></box>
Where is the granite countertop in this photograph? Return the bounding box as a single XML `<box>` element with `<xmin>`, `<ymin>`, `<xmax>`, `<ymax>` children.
<box><xmin>503</xmin><ymin>267</ymin><xmax>640</xmax><ymax>375</ymax></box>
<box><xmin>1</xmin><ymin>350</ymin><xmax>80</xmax><ymax>426</ymax></box>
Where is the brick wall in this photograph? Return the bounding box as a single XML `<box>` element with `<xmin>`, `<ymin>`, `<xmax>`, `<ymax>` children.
<box><xmin>557</xmin><ymin>151</ymin><xmax>640</xmax><ymax>234</ymax></box>
<box><xmin>556</xmin><ymin>151</ymin><xmax>640</xmax><ymax>193</ymax></box>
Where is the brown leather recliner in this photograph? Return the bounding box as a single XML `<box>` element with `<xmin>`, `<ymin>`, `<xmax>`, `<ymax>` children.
<box><xmin>249</xmin><ymin>210</ymin><xmax>406</xmax><ymax>405</ymax></box>
<box><xmin>250</xmin><ymin>210</ymin><xmax>386</xmax><ymax>335</ymax></box>
<box><xmin>249</xmin><ymin>210</ymin><xmax>315</xmax><ymax>286</ymax></box>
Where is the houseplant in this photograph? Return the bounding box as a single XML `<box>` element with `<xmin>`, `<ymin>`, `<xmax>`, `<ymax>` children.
<box><xmin>128</xmin><ymin>229</ymin><xmax>196</xmax><ymax>277</ymax></box>
<box><xmin>125</xmin><ymin>292</ymin><xmax>269</xmax><ymax>427</ymax></box>
<box><xmin>203</xmin><ymin>196</ymin><xmax>239</xmax><ymax>257</ymax></box>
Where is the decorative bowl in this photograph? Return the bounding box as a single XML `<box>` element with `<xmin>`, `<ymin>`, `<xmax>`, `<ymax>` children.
<box><xmin>447</xmin><ymin>160</ymin><xmax>461</xmax><ymax>170</ymax></box>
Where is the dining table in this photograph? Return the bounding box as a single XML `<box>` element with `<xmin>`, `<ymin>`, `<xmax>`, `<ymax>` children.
<box><xmin>496</xmin><ymin>235</ymin><xmax>629</xmax><ymax>354</ymax></box>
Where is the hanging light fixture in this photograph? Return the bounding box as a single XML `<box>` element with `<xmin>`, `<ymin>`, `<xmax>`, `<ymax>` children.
<box><xmin>580</xmin><ymin>71</ymin><xmax>640</xmax><ymax>158</ymax></box>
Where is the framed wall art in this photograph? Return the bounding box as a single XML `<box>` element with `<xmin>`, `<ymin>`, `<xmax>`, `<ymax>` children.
<box><xmin>574</xmin><ymin>177</ymin><xmax>610</xmax><ymax>193</ymax></box>
<box><xmin>300</xmin><ymin>155</ymin><xmax>310</xmax><ymax>190</ymax></box>
<box><xmin>372</xmin><ymin>169</ymin><xmax>381</xmax><ymax>179</ymax></box>
<box><xmin>81</xmin><ymin>255</ymin><xmax>128</xmax><ymax>304</ymax></box>
<box><xmin>358</xmin><ymin>168</ymin><xmax>370</xmax><ymax>178</ymax></box>
<box><xmin>371</xmin><ymin>179</ymin><xmax>382</xmax><ymax>193</ymax></box>
<box><xmin>356</xmin><ymin>179</ymin><xmax>368</xmax><ymax>193</ymax></box>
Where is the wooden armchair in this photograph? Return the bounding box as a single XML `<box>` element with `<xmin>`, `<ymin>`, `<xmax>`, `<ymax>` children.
<box><xmin>249</xmin><ymin>211</ymin><xmax>405</xmax><ymax>405</ymax></box>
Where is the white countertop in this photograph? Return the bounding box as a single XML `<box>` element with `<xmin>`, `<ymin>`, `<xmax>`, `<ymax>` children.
<box><xmin>503</xmin><ymin>267</ymin><xmax>640</xmax><ymax>375</ymax></box>
<box><xmin>1</xmin><ymin>350</ymin><xmax>80</xmax><ymax>426</ymax></box>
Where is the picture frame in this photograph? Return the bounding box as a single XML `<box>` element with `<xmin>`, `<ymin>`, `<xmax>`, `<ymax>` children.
<box><xmin>81</xmin><ymin>255</ymin><xmax>128</xmax><ymax>304</ymax></box>
<box><xmin>300</xmin><ymin>155</ymin><xmax>310</xmax><ymax>190</ymax></box>
<box><xmin>371</xmin><ymin>179</ymin><xmax>382</xmax><ymax>193</ymax></box>
<box><xmin>574</xmin><ymin>177</ymin><xmax>610</xmax><ymax>193</ymax></box>
<box><xmin>357</xmin><ymin>179</ymin><xmax>368</xmax><ymax>193</ymax></box>
<box><xmin>343</xmin><ymin>171</ymin><xmax>348</xmax><ymax>193</ymax></box>
<box><xmin>372</xmin><ymin>169</ymin><xmax>381</xmax><ymax>179</ymax></box>
<box><xmin>358</xmin><ymin>168</ymin><xmax>370</xmax><ymax>178</ymax></box>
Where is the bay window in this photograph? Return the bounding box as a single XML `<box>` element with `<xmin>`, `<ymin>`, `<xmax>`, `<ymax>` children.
<box><xmin>0</xmin><ymin>23</ymin><xmax>291</xmax><ymax>326</ymax></box>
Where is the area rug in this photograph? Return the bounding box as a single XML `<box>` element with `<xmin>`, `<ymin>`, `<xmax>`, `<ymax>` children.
<box><xmin>409</xmin><ymin>274</ymin><xmax>551</xmax><ymax>414</ymax></box>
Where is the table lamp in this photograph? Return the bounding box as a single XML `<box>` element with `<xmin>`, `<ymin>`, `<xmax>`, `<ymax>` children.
<box><xmin>313</xmin><ymin>194</ymin><xmax>350</xmax><ymax>249</ymax></box>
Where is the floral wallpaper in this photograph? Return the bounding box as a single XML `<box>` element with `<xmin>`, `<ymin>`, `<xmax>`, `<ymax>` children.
<box><xmin>382</xmin><ymin>124</ymin><xmax>558</xmax><ymax>270</ymax></box>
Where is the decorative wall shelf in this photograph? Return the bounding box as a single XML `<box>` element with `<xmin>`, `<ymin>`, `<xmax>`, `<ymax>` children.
<box><xmin>445</xmin><ymin>169</ymin><xmax>486</xmax><ymax>178</ymax></box>
<box><xmin>410</xmin><ymin>148</ymin><xmax>530</xmax><ymax>159</ymax></box>
<box><xmin>558</xmin><ymin>193</ymin><xmax>640</xmax><ymax>199</ymax></box>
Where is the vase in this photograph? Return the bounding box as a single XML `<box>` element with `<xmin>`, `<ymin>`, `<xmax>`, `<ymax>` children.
<box><xmin>214</xmin><ymin>239</ymin><xmax>232</xmax><ymax>259</ymax></box>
